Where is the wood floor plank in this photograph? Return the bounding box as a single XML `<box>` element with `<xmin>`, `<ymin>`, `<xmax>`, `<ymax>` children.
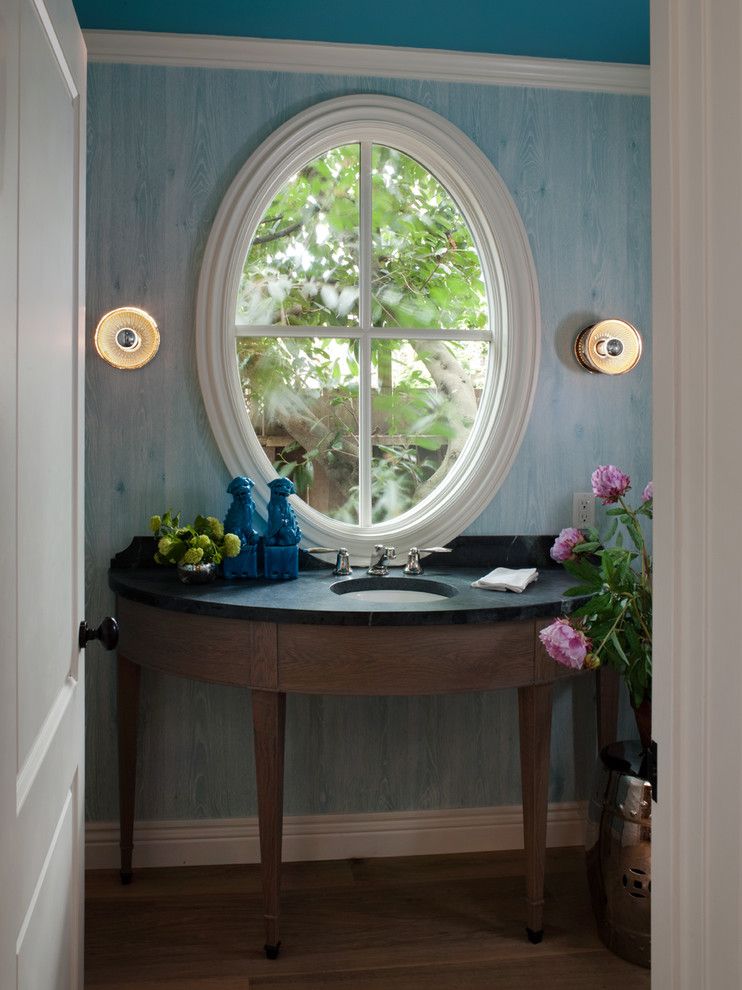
<box><xmin>85</xmin><ymin>849</ymin><xmax>650</xmax><ymax>989</ymax></box>
<box><xmin>85</xmin><ymin>858</ymin><xmax>356</xmax><ymax>900</ymax></box>
<box><xmin>250</xmin><ymin>951</ymin><xmax>643</xmax><ymax>989</ymax></box>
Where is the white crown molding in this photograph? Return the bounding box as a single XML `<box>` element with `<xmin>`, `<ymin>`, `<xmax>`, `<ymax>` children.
<box><xmin>83</xmin><ymin>30</ymin><xmax>649</xmax><ymax>96</ymax></box>
<box><xmin>85</xmin><ymin>802</ymin><xmax>586</xmax><ymax>870</ymax></box>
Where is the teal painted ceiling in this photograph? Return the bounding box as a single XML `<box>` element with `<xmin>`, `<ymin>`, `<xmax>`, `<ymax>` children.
<box><xmin>73</xmin><ymin>0</ymin><xmax>649</xmax><ymax>64</ymax></box>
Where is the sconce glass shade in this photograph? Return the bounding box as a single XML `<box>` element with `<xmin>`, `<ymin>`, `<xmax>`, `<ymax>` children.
<box><xmin>575</xmin><ymin>319</ymin><xmax>642</xmax><ymax>375</ymax></box>
<box><xmin>94</xmin><ymin>307</ymin><xmax>159</xmax><ymax>369</ymax></box>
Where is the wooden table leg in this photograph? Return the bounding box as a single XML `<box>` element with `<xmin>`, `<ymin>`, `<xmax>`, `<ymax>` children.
<box><xmin>597</xmin><ymin>666</ymin><xmax>620</xmax><ymax>751</ymax></box>
<box><xmin>117</xmin><ymin>653</ymin><xmax>141</xmax><ymax>885</ymax></box>
<box><xmin>518</xmin><ymin>682</ymin><xmax>553</xmax><ymax>943</ymax></box>
<box><xmin>252</xmin><ymin>689</ymin><xmax>286</xmax><ymax>960</ymax></box>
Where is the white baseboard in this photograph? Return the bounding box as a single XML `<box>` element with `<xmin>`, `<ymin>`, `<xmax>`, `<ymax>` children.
<box><xmin>85</xmin><ymin>802</ymin><xmax>586</xmax><ymax>870</ymax></box>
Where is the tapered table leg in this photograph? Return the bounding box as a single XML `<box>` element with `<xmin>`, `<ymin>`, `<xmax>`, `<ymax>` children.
<box><xmin>597</xmin><ymin>666</ymin><xmax>620</xmax><ymax>751</ymax></box>
<box><xmin>518</xmin><ymin>682</ymin><xmax>553</xmax><ymax>943</ymax></box>
<box><xmin>252</xmin><ymin>689</ymin><xmax>286</xmax><ymax>959</ymax></box>
<box><xmin>117</xmin><ymin>654</ymin><xmax>141</xmax><ymax>885</ymax></box>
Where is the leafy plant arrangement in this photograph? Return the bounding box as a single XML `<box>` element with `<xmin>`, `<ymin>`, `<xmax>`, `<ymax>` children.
<box><xmin>539</xmin><ymin>466</ymin><xmax>653</xmax><ymax>712</ymax></box>
<box><xmin>150</xmin><ymin>511</ymin><xmax>241</xmax><ymax>567</ymax></box>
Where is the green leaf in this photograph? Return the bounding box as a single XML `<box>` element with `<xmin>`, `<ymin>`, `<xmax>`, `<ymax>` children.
<box><xmin>563</xmin><ymin>558</ymin><xmax>602</xmax><ymax>586</ymax></box>
<box><xmin>564</xmin><ymin>584</ymin><xmax>601</xmax><ymax>597</ymax></box>
<box><xmin>571</xmin><ymin>593</ymin><xmax>613</xmax><ymax>616</ymax></box>
<box><xmin>572</xmin><ymin>541</ymin><xmax>600</xmax><ymax>554</ymax></box>
<box><xmin>411</xmin><ymin>435</ymin><xmax>444</xmax><ymax>451</ymax></box>
<box><xmin>610</xmin><ymin>631</ymin><xmax>629</xmax><ymax>666</ymax></box>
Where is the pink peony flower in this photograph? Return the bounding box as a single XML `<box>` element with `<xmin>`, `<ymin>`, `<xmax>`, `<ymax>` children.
<box><xmin>642</xmin><ymin>481</ymin><xmax>654</xmax><ymax>502</ymax></box>
<box><xmin>591</xmin><ymin>464</ymin><xmax>631</xmax><ymax>505</ymax></box>
<box><xmin>550</xmin><ymin>527</ymin><xmax>586</xmax><ymax>562</ymax></box>
<box><xmin>539</xmin><ymin>618</ymin><xmax>592</xmax><ymax>670</ymax></box>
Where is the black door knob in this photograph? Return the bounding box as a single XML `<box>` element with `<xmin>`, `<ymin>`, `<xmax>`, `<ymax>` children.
<box><xmin>79</xmin><ymin>616</ymin><xmax>119</xmax><ymax>651</ymax></box>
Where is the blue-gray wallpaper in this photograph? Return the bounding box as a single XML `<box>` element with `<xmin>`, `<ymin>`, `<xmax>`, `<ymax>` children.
<box><xmin>85</xmin><ymin>65</ymin><xmax>649</xmax><ymax>821</ymax></box>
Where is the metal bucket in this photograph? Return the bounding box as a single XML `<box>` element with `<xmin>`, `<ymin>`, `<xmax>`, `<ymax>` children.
<box><xmin>585</xmin><ymin>741</ymin><xmax>651</xmax><ymax>968</ymax></box>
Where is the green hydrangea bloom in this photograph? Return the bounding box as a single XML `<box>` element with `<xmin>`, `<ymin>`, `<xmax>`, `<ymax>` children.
<box><xmin>182</xmin><ymin>547</ymin><xmax>204</xmax><ymax>565</ymax></box>
<box><xmin>157</xmin><ymin>536</ymin><xmax>174</xmax><ymax>556</ymax></box>
<box><xmin>206</xmin><ymin>516</ymin><xmax>224</xmax><ymax>540</ymax></box>
<box><xmin>150</xmin><ymin>515</ymin><xmax>162</xmax><ymax>534</ymax></box>
<box><xmin>223</xmin><ymin>533</ymin><xmax>241</xmax><ymax>558</ymax></box>
<box><xmin>196</xmin><ymin>534</ymin><xmax>212</xmax><ymax>550</ymax></box>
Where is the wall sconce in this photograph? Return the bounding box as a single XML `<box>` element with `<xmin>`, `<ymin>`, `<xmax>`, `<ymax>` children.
<box><xmin>574</xmin><ymin>319</ymin><xmax>642</xmax><ymax>375</ymax></box>
<box><xmin>94</xmin><ymin>307</ymin><xmax>160</xmax><ymax>370</ymax></box>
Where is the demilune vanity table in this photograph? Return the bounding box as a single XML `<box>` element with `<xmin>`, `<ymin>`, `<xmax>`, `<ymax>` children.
<box><xmin>108</xmin><ymin>537</ymin><xmax>618</xmax><ymax>958</ymax></box>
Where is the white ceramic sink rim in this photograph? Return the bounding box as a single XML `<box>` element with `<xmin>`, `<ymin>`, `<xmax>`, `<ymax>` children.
<box><xmin>330</xmin><ymin>576</ymin><xmax>458</xmax><ymax>605</ymax></box>
<box><xmin>337</xmin><ymin>588</ymin><xmax>449</xmax><ymax>603</ymax></box>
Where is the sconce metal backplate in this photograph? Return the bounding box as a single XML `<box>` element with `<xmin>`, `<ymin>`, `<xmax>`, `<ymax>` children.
<box><xmin>94</xmin><ymin>307</ymin><xmax>160</xmax><ymax>370</ymax></box>
<box><xmin>574</xmin><ymin>319</ymin><xmax>642</xmax><ymax>375</ymax></box>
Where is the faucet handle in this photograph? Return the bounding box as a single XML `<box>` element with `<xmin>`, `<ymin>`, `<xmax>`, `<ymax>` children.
<box><xmin>306</xmin><ymin>546</ymin><xmax>353</xmax><ymax>576</ymax></box>
<box><xmin>404</xmin><ymin>546</ymin><xmax>451</xmax><ymax>575</ymax></box>
<box><xmin>333</xmin><ymin>548</ymin><xmax>352</xmax><ymax>576</ymax></box>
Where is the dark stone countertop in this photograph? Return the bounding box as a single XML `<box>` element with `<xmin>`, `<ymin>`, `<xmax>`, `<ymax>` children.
<box><xmin>109</xmin><ymin>536</ymin><xmax>583</xmax><ymax>628</ymax></box>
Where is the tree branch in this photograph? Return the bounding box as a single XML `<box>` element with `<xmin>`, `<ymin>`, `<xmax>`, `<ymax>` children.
<box><xmin>251</xmin><ymin>220</ymin><xmax>303</xmax><ymax>245</ymax></box>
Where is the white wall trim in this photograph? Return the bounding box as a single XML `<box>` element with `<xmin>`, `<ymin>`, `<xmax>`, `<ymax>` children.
<box><xmin>651</xmin><ymin>0</ymin><xmax>742</xmax><ymax>987</ymax></box>
<box><xmin>85</xmin><ymin>802</ymin><xmax>586</xmax><ymax>870</ymax></box>
<box><xmin>83</xmin><ymin>30</ymin><xmax>650</xmax><ymax>95</ymax></box>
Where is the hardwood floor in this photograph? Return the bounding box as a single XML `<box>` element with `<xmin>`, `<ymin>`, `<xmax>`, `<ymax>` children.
<box><xmin>85</xmin><ymin>848</ymin><xmax>650</xmax><ymax>989</ymax></box>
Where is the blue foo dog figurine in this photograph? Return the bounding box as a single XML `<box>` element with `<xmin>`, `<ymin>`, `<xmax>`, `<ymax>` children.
<box><xmin>222</xmin><ymin>476</ymin><xmax>259</xmax><ymax>579</ymax></box>
<box><xmin>264</xmin><ymin>477</ymin><xmax>302</xmax><ymax>580</ymax></box>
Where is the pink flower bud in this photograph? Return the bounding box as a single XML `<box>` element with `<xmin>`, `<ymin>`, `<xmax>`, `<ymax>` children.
<box><xmin>642</xmin><ymin>481</ymin><xmax>654</xmax><ymax>502</ymax></box>
<box><xmin>591</xmin><ymin>464</ymin><xmax>631</xmax><ymax>505</ymax></box>
<box><xmin>538</xmin><ymin>618</ymin><xmax>592</xmax><ymax>670</ymax></box>
<box><xmin>550</xmin><ymin>527</ymin><xmax>586</xmax><ymax>562</ymax></box>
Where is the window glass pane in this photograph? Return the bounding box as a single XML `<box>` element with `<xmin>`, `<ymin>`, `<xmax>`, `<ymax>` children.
<box><xmin>237</xmin><ymin>337</ymin><xmax>360</xmax><ymax>523</ymax></box>
<box><xmin>371</xmin><ymin>146</ymin><xmax>488</xmax><ymax>331</ymax></box>
<box><xmin>237</xmin><ymin>145</ymin><xmax>360</xmax><ymax>327</ymax></box>
<box><xmin>370</xmin><ymin>339</ymin><xmax>489</xmax><ymax>522</ymax></box>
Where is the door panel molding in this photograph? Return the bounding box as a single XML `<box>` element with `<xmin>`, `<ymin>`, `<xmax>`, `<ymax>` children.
<box><xmin>1</xmin><ymin>0</ymin><xmax>86</xmax><ymax>986</ymax></box>
<box><xmin>16</xmin><ymin>781</ymin><xmax>78</xmax><ymax>990</ymax></box>
<box><xmin>27</xmin><ymin>0</ymin><xmax>78</xmax><ymax>98</ymax></box>
<box><xmin>16</xmin><ymin>786</ymin><xmax>73</xmax><ymax>954</ymax></box>
<box><xmin>16</xmin><ymin>678</ymin><xmax>76</xmax><ymax>813</ymax></box>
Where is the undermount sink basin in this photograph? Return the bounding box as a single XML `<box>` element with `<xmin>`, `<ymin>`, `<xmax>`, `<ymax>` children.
<box><xmin>330</xmin><ymin>576</ymin><xmax>458</xmax><ymax>604</ymax></box>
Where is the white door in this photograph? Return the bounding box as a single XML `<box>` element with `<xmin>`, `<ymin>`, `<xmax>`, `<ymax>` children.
<box><xmin>0</xmin><ymin>0</ymin><xmax>87</xmax><ymax>987</ymax></box>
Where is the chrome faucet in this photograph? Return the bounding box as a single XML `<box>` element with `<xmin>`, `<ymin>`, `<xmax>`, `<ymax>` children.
<box><xmin>333</xmin><ymin>548</ymin><xmax>352</xmax><ymax>576</ymax></box>
<box><xmin>305</xmin><ymin>547</ymin><xmax>353</xmax><ymax>576</ymax></box>
<box><xmin>403</xmin><ymin>546</ymin><xmax>452</xmax><ymax>575</ymax></box>
<box><xmin>368</xmin><ymin>544</ymin><xmax>396</xmax><ymax>576</ymax></box>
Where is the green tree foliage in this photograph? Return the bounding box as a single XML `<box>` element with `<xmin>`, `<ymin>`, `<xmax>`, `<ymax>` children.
<box><xmin>235</xmin><ymin>144</ymin><xmax>490</xmax><ymax>523</ymax></box>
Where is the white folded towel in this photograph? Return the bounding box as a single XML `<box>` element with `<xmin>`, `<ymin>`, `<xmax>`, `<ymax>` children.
<box><xmin>471</xmin><ymin>567</ymin><xmax>539</xmax><ymax>593</ymax></box>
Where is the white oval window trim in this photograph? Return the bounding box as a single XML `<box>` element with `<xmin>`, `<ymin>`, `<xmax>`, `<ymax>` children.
<box><xmin>196</xmin><ymin>94</ymin><xmax>540</xmax><ymax>558</ymax></box>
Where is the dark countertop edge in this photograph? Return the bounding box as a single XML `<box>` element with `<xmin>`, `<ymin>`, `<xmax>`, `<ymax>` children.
<box><xmin>108</xmin><ymin>571</ymin><xmax>584</xmax><ymax>627</ymax></box>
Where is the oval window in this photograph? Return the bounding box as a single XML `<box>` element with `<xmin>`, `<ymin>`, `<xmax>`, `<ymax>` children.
<box><xmin>197</xmin><ymin>96</ymin><xmax>540</xmax><ymax>557</ymax></box>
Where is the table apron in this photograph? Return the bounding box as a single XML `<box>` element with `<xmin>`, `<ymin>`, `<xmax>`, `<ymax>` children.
<box><xmin>115</xmin><ymin>598</ymin><xmax>577</xmax><ymax>695</ymax></box>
